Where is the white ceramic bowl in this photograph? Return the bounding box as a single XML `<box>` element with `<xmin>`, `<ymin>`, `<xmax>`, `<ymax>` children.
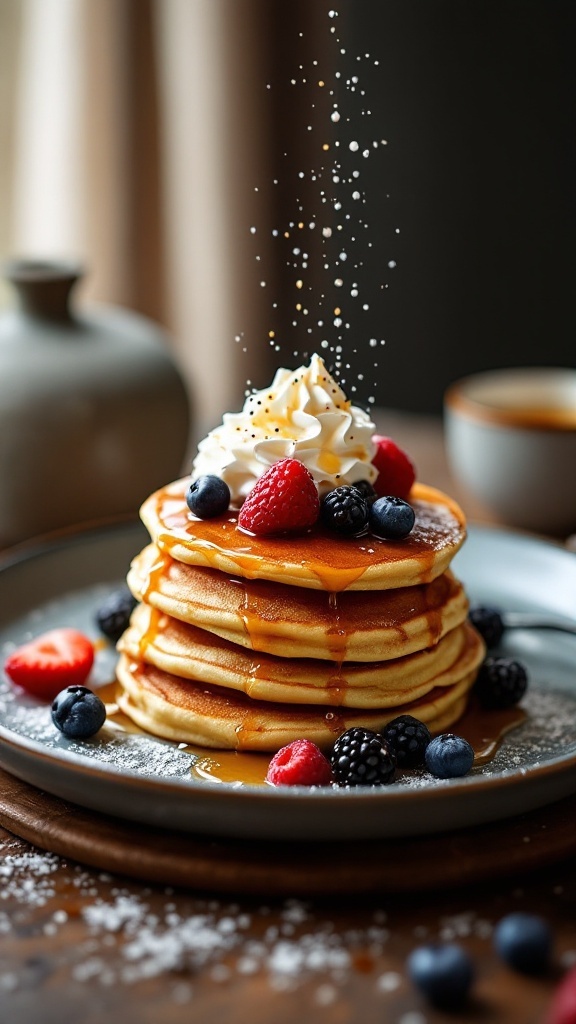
<box><xmin>444</xmin><ymin>367</ymin><xmax>576</xmax><ymax>534</ymax></box>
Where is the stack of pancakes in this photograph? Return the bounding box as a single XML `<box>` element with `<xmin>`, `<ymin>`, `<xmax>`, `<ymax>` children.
<box><xmin>115</xmin><ymin>479</ymin><xmax>485</xmax><ymax>751</ymax></box>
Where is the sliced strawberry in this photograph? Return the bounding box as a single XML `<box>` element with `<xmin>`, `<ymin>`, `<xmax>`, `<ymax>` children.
<box><xmin>266</xmin><ymin>739</ymin><xmax>334</xmax><ymax>786</ymax></box>
<box><xmin>4</xmin><ymin>628</ymin><xmax>95</xmax><ymax>700</ymax></box>
<box><xmin>372</xmin><ymin>435</ymin><xmax>416</xmax><ymax>499</ymax></box>
<box><xmin>238</xmin><ymin>458</ymin><xmax>320</xmax><ymax>536</ymax></box>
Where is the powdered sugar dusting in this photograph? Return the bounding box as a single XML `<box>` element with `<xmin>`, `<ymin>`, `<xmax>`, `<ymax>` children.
<box><xmin>0</xmin><ymin>852</ymin><xmax>395</xmax><ymax>993</ymax></box>
<box><xmin>410</xmin><ymin>500</ymin><xmax>463</xmax><ymax>551</ymax></box>
<box><xmin>1</xmin><ymin>583</ymin><xmax>575</xmax><ymax>796</ymax></box>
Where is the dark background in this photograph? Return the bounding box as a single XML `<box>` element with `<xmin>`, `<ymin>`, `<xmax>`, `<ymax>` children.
<box><xmin>268</xmin><ymin>0</ymin><xmax>575</xmax><ymax>414</ymax></box>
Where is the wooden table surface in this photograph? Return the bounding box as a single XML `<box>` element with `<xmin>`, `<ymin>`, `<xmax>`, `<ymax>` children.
<box><xmin>1</xmin><ymin>413</ymin><xmax>575</xmax><ymax>1024</ymax></box>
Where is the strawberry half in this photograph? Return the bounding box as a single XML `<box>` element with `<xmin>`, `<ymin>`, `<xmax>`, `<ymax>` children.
<box><xmin>372</xmin><ymin>435</ymin><xmax>416</xmax><ymax>499</ymax></box>
<box><xmin>4</xmin><ymin>628</ymin><xmax>95</xmax><ymax>700</ymax></box>
<box><xmin>238</xmin><ymin>458</ymin><xmax>320</xmax><ymax>536</ymax></box>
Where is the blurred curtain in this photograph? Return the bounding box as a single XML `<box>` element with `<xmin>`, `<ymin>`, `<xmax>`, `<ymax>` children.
<box><xmin>0</xmin><ymin>0</ymin><xmax>282</xmax><ymax>441</ymax></box>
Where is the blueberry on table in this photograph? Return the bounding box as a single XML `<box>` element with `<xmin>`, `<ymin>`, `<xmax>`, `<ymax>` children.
<box><xmin>469</xmin><ymin>605</ymin><xmax>505</xmax><ymax>649</ymax></box>
<box><xmin>493</xmin><ymin>912</ymin><xmax>553</xmax><ymax>974</ymax></box>
<box><xmin>52</xmin><ymin>685</ymin><xmax>106</xmax><ymax>739</ymax></box>
<box><xmin>369</xmin><ymin>495</ymin><xmax>415</xmax><ymax>540</ymax></box>
<box><xmin>381</xmin><ymin>714</ymin><xmax>431</xmax><ymax>768</ymax></box>
<box><xmin>475</xmin><ymin>656</ymin><xmax>528</xmax><ymax>709</ymax></box>
<box><xmin>96</xmin><ymin>586</ymin><xmax>137</xmax><ymax>642</ymax></box>
<box><xmin>186</xmin><ymin>475</ymin><xmax>230</xmax><ymax>519</ymax></box>
<box><xmin>407</xmin><ymin>942</ymin><xmax>474</xmax><ymax>1007</ymax></box>
<box><xmin>425</xmin><ymin>733</ymin><xmax>475</xmax><ymax>778</ymax></box>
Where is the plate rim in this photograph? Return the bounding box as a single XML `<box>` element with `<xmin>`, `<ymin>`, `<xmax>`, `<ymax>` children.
<box><xmin>0</xmin><ymin>713</ymin><xmax>575</xmax><ymax>808</ymax></box>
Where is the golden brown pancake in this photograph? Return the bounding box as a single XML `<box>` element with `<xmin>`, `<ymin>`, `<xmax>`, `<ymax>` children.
<box><xmin>139</xmin><ymin>479</ymin><xmax>467</xmax><ymax>591</ymax></box>
<box><xmin>119</xmin><ymin>607</ymin><xmax>484</xmax><ymax>710</ymax></box>
<box><xmin>116</xmin><ymin>467</ymin><xmax>484</xmax><ymax>754</ymax></box>
<box><xmin>127</xmin><ymin>545</ymin><xmax>470</xmax><ymax>662</ymax></box>
<box><xmin>116</xmin><ymin>653</ymin><xmax>478</xmax><ymax>751</ymax></box>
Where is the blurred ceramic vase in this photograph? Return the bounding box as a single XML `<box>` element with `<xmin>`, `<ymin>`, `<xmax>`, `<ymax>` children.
<box><xmin>0</xmin><ymin>260</ymin><xmax>191</xmax><ymax>548</ymax></box>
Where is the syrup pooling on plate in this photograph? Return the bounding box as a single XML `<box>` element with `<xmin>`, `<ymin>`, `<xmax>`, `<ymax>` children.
<box><xmin>101</xmin><ymin>681</ymin><xmax>525</xmax><ymax>784</ymax></box>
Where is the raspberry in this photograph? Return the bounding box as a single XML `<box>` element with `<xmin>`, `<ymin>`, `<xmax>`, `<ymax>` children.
<box><xmin>475</xmin><ymin>656</ymin><xmax>528</xmax><ymax>709</ymax></box>
<box><xmin>330</xmin><ymin>727</ymin><xmax>396</xmax><ymax>786</ymax></box>
<box><xmin>238</xmin><ymin>458</ymin><xmax>319</xmax><ymax>536</ymax></box>
<box><xmin>372</xmin><ymin>435</ymin><xmax>416</xmax><ymax>499</ymax></box>
<box><xmin>320</xmin><ymin>486</ymin><xmax>369</xmax><ymax>536</ymax></box>
<box><xmin>545</xmin><ymin>965</ymin><xmax>576</xmax><ymax>1024</ymax></box>
<box><xmin>266</xmin><ymin>739</ymin><xmax>333</xmax><ymax>786</ymax></box>
<box><xmin>381</xmin><ymin>714</ymin><xmax>431</xmax><ymax>767</ymax></box>
<box><xmin>469</xmin><ymin>605</ymin><xmax>505</xmax><ymax>649</ymax></box>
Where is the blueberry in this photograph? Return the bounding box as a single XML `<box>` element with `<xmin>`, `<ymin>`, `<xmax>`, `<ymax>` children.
<box><xmin>407</xmin><ymin>943</ymin><xmax>474</xmax><ymax>1007</ymax></box>
<box><xmin>369</xmin><ymin>495</ymin><xmax>415</xmax><ymax>540</ymax></box>
<box><xmin>469</xmin><ymin>605</ymin><xmax>505</xmax><ymax>649</ymax></box>
<box><xmin>96</xmin><ymin>585</ymin><xmax>137</xmax><ymax>642</ymax></box>
<box><xmin>52</xmin><ymin>686</ymin><xmax>106</xmax><ymax>739</ymax></box>
<box><xmin>381</xmin><ymin>714</ymin><xmax>431</xmax><ymax>768</ymax></box>
<box><xmin>186</xmin><ymin>475</ymin><xmax>230</xmax><ymax>519</ymax></box>
<box><xmin>475</xmin><ymin>656</ymin><xmax>528</xmax><ymax>709</ymax></box>
<box><xmin>493</xmin><ymin>912</ymin><xmax>553</xmax><ymax>974</ymax></box>
<box><xmin>425</xmin><ymin>733</ymin><xmax>474</xmax><ymax>778</ymax></box>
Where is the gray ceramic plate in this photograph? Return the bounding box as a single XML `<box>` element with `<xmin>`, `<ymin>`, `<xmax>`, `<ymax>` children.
<box><xmin>0</xmin><ymin>521</ymin><xmax>575</xmax><ymax>841</ymax></box>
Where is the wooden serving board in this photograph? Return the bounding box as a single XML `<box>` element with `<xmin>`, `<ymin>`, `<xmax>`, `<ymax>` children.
<box><xmin>0</xmin><ymin>767</ymin><xmax>574</xmax><ymax>895</ymax></box>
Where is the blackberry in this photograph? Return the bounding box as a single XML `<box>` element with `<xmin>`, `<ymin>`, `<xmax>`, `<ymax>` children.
<box><xmin>52</xmin><ymin>686</ymin><xmax>107</xmax><ymax>739</ymax></box>
<box><xmin>320</xmin><ymin>486</ymin><xmax>369</xmax><ymax>536</ymax></box>
<box><xmin>475</xmin><ymin>656</ymin><xmax>528</xmax><ymax>709</ymax></box>
<box><xmin>493</xmin><ymin>913</ymin><xmax>552</xmax><ymax>975</ymax></box>
<box><xmin>96</xmin><ymin>586</ymin><xmax>137</xmax><ymax>642</ymax></box>
<box><xmin>186</xmin><ymin>474</ymin><xmax>230</xmax><ymax>519</ymax></box>
<box><xmin>469</xmin><ymin>605</ymin><xmax>505</xmax><ymax>649</ymax></box>
<box><xmin>381</xmin><ymin>714</ymin><xmax>431</xmax><ymax>768</ymax></box>
<box><xmin>407</xmin><ymin>943</ymin><xmax>474</xmax><ymax>1008</ymax></box>
<box><xmin>351</xmin><ymin>479</ymin><xmax>378</xmax><ymax>505</ymax></box>
<box><xmin>425</xmin><ymin>733</ymin><xmax>474</xmax><ymax>778</ymax></box>
<box><xmin>330</xmin><ymin>727</ymin><xmax>396</xmax><ymax>786</ymax></box>
<box><xmin>369</xmin><ymin>495</ymin><xmax>415</xmax><ymax>540</ymax></box>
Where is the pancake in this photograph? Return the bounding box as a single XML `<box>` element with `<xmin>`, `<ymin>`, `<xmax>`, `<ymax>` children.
<box><xmin>119</xmin><ymin>607</ymin><xmax>484</xmax><ymax>708</ymax></box>
<box><xmin>116</xmin><ymin>653</ymin><xmax>478</xmax><ymax>751</ymax></box>
<box><xmin>139</xmin><ymin>479</ymin><xmax>467</xmax><ymax>591</ymax></box>
<box><xmin>128</xmin><ymin>545</ymin><xmax>470</xmax><ymax>662</ymax></box>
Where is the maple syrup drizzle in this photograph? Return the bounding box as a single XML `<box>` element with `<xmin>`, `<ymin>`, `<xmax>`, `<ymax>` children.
<box><xmin>103</xmin><ymin>483</ymin><xmax>512</xmax><ymax>786</ymax></box>
<box><xmin>148</xmin><ymin>482</ymin><xmax>465</xmax><ymax>592</ymax></box>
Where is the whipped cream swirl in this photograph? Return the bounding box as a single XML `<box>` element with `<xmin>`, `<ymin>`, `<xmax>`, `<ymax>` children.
<box><xmin>191</xmin><ymin>354</ymin><xmax>377</xmax><ymax>504</ymax></box>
